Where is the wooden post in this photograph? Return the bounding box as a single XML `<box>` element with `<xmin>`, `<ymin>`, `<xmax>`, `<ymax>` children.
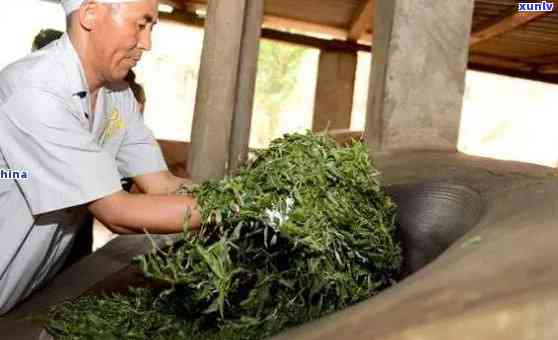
<box><xmin>188</xmin><ymin>0</ymin><xmax>262</xmax><ymax>181</ymax></box>
<box><xmin>365</xmin><ymin>0</ymin><xmax>474</xmax><ymax>151</ymax></box>
<box><xmin>312</xmin><ymin>48</ymin><xmax>357</xmax><ymax>132</ymax></box>
<box><xmin>229</xmin><ymin>0</ymin><xmax>264</xmax><ymax>173</ymax></box>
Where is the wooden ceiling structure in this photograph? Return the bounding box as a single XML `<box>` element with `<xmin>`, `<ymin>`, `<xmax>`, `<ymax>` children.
<box><xmin>161</xmin><ymin>0</ymin><xmax>558</xmax><ymax>85</ymax></box>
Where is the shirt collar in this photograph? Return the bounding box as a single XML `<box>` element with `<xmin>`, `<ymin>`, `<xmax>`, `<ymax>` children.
<box><xmin>58</xmin><ymin>33</ymin><xmax>95</xmax><ymax>98</ymax></box>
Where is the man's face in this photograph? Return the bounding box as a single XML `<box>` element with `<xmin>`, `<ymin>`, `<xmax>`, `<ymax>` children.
<box><xmin>91</xmin><ymin>0</ymin><xmax>158</xmax><ymax>83</ymax></box>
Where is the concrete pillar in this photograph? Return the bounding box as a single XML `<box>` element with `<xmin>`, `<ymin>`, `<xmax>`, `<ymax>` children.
<box><xmin>188</xmin><ymin>0</ymin><xmax>263</xmax><ymax>181</ymax></box>
<box><xmin>312</xmin><ymin>49</ymin><xmax>357</xmax><ymax>132</ymax></box>
<box><xmin>364</xmin><ymin>0</ymin><xmax>474</xmax><ymax>151</ymax></box>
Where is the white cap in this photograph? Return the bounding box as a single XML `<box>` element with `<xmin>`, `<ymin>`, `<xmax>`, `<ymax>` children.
<box><xmin>61</xmin><ymin>0</ymin><xmax>142</xmax><ymax>15</ymax></box>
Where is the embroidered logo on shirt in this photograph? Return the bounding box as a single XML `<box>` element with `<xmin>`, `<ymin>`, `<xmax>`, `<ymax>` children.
<box><xmin>100</xmin><ymin>108</ymin><xmax>125</xmax><ymax>145</ymax></box>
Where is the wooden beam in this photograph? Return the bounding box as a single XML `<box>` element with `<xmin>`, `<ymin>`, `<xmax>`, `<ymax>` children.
<box><xmin>262</xmin><ymin>29</ymin><xmax>370</xmax><ymax>52</ymax></box>
<box><xmin>360</xmin><ymin>32</ymin><xmax>373</xmax><ymax>44</ymax></box>
<box><xmin>161</xmin><ymin>0</ymin><xmax>184</xmax><ymax>10</ymax></box>
<box><xmin>537</xmin><ymin>63</ymin><xmax>558</xmax><ymax>74</ymax></box>
<box><xmin>160</xmin><ymin>10</ymin><xmax>371</xmax><ymax>53</ymax></box>
<box><xmin>470</xmin><ymin>9</ymin><xmax>550</xmax><ymax>46</ymax></box>
<box><xmin>261</xmin><ymin>28</ymin><xmax>326</xmax><ymax>49</ymax></box>
<box><xmin>467</xmin><ymin>53</ymin><xmax>558</xmax><ymax>84</ymax></box>
<box><xmin>327</xmin><ymin>129</ymin><xmax>364</xmax><ymax>146</ymax></box>
<box><xmin>184</xmin><ymin>0</ymin><xmax>207</xmax><ymax>13</ymax></box>
<box><xmin>229</xmin><ymin>0</ymin><xmax>264</xmax><ymax>173</ymax></box>
<box><xmin>159</xmin><ymin>10</ymin><xmax>204</xmax><ymax>27</ymax></box>
<box><xmin>157</xmin><ymin>139</ymin><xmax>190</xmax><ymax>178</ymax></box>
<box><xmin>348</xmin><ymin>0</ymin><xmax>375</xmax><ymax>41</ymax></box>
<box><xmin>313</xmin><ymin>50</ymin><xmax>357</xmax><ymax>132</ymax></box>
<box><xmin>468</xmin><ymin>53</ymin><xmax>534</xmax><ymax>72</ymax></box>
<box><xmin>529</xmin><ymin>53</ymin><xmax>558</xmax><ymax>64</ymax></box>
<box><xmin>262</xmin><ymin>15</ymin><xmax>347</xmax><ymax>40</ymax></box>
<box><xmin>188</xmin><ymin>0</ymin><xmax>247</xmax><ymax>181</ymax></box>
<box><xmin>183</xmin><ymin>0</ymin><xmax>209</xmax><ymax>10</ymax></box>
<box><xmin>173</xmin><ymin>0</ymin><xmax>349</xmax><ymax>39</ymax></box>
<box><xmin>468</xmin><ymin>62</ymin><xmax>558</xmax><ymax>85</ymax></box>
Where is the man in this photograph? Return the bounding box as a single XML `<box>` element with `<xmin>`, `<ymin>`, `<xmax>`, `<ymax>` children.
<box><xmin>0</xmin><ymin>0</ymin><xmax>201</xmax><ymax>314</ymax></box>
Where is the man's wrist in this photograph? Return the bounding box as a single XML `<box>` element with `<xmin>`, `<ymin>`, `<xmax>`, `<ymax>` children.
<box><xmin>175</xmin><ymin>179</ymin><xmax>198</xmax><ymax>195</ymax></box>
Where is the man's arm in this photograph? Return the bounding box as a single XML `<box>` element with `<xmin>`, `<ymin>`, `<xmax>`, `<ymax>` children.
<box><xmin>88</xmin><ymin>190</ymin><xmax>202</xmax><ymax>234</ymax></box>
<box><xmin>132</xmin><ymin>170</ymin><xmax>195</xmax><ymax>194</ymax></box>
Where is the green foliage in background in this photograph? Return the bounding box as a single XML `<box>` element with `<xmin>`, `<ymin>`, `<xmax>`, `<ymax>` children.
<box><xmin>47</xmin><ymin>132</ymin><xmax>402</xmax><ymax>340</ymax></box>
<box><xmin>255</xmin><ymin>40</ymin><xmax>306</xmax><ymax>117</ymax></box>
<box><xmin>253</xmin><ymin>40</ymin><xmax>307</xmax><ymax>146</ymax></box>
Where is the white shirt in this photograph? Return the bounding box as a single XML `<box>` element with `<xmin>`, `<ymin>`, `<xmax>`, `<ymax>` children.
<box><xmin>0</xmin><ymin>33</ymin><xmax>167</xmax><ymax>314</ymax></box>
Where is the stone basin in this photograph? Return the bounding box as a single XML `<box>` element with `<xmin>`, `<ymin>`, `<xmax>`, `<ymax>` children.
<box><xmin>387</xmin><ymin>182</ymin><xmax>484</xmax><ymax>277</ymax></box>
<box><xmin>271</xmin><ymin>151</ymin><xmax>558</xmax><ymax>340</ymax></box>
<box><xmin>2</xmin><ymin>150</ymin><xmax>557</xmax><ymax>340</ymax></box>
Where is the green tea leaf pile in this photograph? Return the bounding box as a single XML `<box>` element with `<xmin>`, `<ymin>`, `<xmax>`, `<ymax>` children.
<box><xmin>47</xmin><ymin>132</ymin><xmax>402</xmax><ymax>339</ymax></box>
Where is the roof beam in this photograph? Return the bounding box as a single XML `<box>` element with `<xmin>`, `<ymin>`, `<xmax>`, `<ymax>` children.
<box><xmin>184</xmin><ymin>0</ymin><xmax>206</xmax><ymax>13</ymax></box>
<box><xmin>538</xmin><ymin>63</ymin><xmax>558</xmax><ymax>74</ymax></box>
<box><xmin>468</xmin><ymin>53</ymin><xmax>534</xmax><ymax>72</ymax></box>
<box><xmin>348</xmin><ymin>0</ymin><xmax>375</xmax><ymax>41</ymax></box>
<box><xmin>468</xmin><ymin>62</ymin><xmax>558</xmax><ymax>85</ymax></box>
<box><xmin>172</xmin><ymin>0</ymin><xmax>348</xmax><ymax>40</ymax></box>
<box><xmin>468</xmin><ymin>53</ymin><xmax>558</xmax><ymax>84</ymax></box>
<box><xmin>160</xmin><ymin>10</ymin><xmax>204</xmax><ymax>27</ymax></box>
<box><xmin>529</xmin><ymin>52</ymin><xmax>558</xmax><ymax>74</ymax></box>
<box><xmin>262</xmin><ymin>15</ymin><xmax>347</xmax><ymax>40</ymax></box>
<box><xmin>470</xmin><ymin>9</ymin><xmax>550</xmax><ymax>46</ymax></box>
<box><xmin>261</xmin><ymin>29</ymin><xmax>370</xmax><ymax>52</ymax></box>
<box><xmin>529</xmin><ymin>53</ymin><xmax>558</xmax><ymax>64</ymax></box>
<box><xmin>162</xmin><ymin>0</ymin><xmax>184</xmax><ymax>10</ymax></box>
<box><xmin>159</xmin><ymin>10</ymin><xmax>368</xmax><ymax>53</ymax></box>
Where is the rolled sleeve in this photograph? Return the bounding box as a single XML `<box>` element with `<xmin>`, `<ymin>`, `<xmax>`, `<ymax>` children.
<box><xmin>116</xmin><ymin>106</ymin><xmax>168</xmax><ymax>178</ymax></box>
<box><xmin>0</xmin><ymin>90</ymin><xmax>123</xmax><ymax>215</ymax></box>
